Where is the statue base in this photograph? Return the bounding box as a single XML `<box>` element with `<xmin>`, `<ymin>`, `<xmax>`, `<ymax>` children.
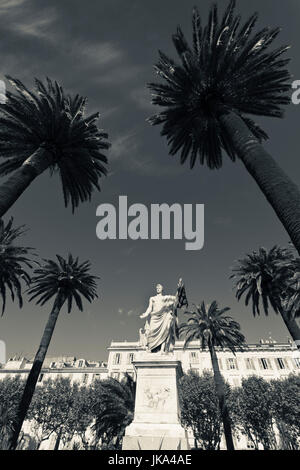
<box><xmin>122</xmin><ymin>351</ymin><xmax>190</xmax><ymax>450</ymax></box>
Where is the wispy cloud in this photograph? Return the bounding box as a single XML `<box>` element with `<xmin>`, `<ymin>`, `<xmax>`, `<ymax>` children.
<box><xmin>14</xmin><ymin>14</ymin><xmax>56</xmax><ymax>38</ymax></box>
<box><xmin>110</xmin><ymin>131</ymin><xmax>139</xmax><ymax>161</ymax></box>
<box><xmin>117</xmin><ymin>307</ymin><xmax>136</xmax><ymax>317</ymax></box>
<box><xmin>7</xmin><ymin>6</ymin><xmax>125</xmax><ymax>75</ymax></box>
<box><xmin>0</xmin><ymin>0</ymin><xmax>25</xmax><ymax>12</ymax></box>
<box><xmin>78</xmin><ymin>41</ymin><xmax>122</xmax><ymax>67</ymax></box>
<box><xmin>110</xmin><ymin>129</ymin><xmax>183</xmax><ymax>177</ymax></box>
<box><xmin>130</xmin><ymin>86</ymin><xmax>155</xmax><ymax>111</ymax></box>
<box><xmin>94</xmin><ymin>64</ymin><xmax>143</xmax><ymax>85</ymax></box>
<box><xmin>118</xmin><ymin>307</ymin><xmax>138</xmax><ymax>317</ymax></box>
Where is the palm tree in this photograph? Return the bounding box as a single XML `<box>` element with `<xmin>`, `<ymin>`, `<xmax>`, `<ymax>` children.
<box><xmin>147</xmin><ymin>0</ymin><xmax>300</xmax><ymax>256</ymax></box>
<box><xmin>7</xmin><ymin>254</ymin><xmax>99</xmax><ymax>450</ymax></box>
<box><xmin>93</xmin><ymin>373</ymin><xmax>135</xmax><ymax>449</ymax></box>
<box><xmin>0</xmin><ymin>218</ymin><xmax>34</xmax><ymax>315</ymax></box>
<box><xmin>0</xmin><ymin>77</ymin><xmax>110</xmax><ymax>216</ymax></box>
<box><xmin>276</xmin><ymin>257</ymin><xmax>300</xmax><ymax>321</ymax></box>
<box><xmin>231</xmin><ymin>246</ymin><xmax>300</xmax><ymax>348</ymax></box>
<box><xmin>180</xmin><ymin>301</ymin><xmax>245</xmax><ymax>450</ymax></box>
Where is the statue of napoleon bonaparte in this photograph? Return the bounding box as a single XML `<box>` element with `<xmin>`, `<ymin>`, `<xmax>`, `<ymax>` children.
<box><xmin>139</xmin><ymin>280</ymin><xmax>188</xmax><ymax>353</ymax></box>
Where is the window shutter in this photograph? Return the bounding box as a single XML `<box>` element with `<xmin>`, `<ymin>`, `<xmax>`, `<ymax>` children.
<box><xmin>294</xmin><ymin>358</ymin><xmax>300</xmax><ymax>369</ymax></box>
<box><xmin>274</xmin><ymin>358</ymin><xmax>280</xmax><ymax>370</ymax></box>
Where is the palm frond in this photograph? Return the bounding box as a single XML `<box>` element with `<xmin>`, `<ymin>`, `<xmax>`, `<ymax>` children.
<box><xmin>147</xmin><ymin>0</ymin><xmax>290</xmax><ymax>169</ymax></box>
<box><xmin>93</xmin><ymin>374</ymin><xmax>136</xmax><ymax>445</ymax></box>
<box><xmin>0</xmin><ymin>218</ymin><xmax>35</xmax><ymax>315</ymax></box>
<box><xmin>0</xmin><ymin>77</ymin><xmax>110</xmax><ymax>211</ymax></box>
<box><xmin>27</xmin><ymin>253</ymin><xmax>98</xmax><ymax>312</ymax></box>
<box><xmin>179</xmin><ymin>300</ymin><xmax>245</xmax><ymax>352</ymax></box>
<box><xmin>231</xmin><ymin>246</ymin><xmax>297</xmax><ymax>317</ymax></box>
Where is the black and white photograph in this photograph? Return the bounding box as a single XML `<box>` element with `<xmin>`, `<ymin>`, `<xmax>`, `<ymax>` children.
<box><xmin>0</xmin><ymin>0</ymin><xmax>299</xmax><ymax>456</ymax></box>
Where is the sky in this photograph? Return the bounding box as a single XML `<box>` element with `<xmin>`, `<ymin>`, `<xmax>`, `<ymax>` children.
<box><xmin>0</xmin><ymin>0</ymin><xmax>300</xmax><ymax>362</ymax></box>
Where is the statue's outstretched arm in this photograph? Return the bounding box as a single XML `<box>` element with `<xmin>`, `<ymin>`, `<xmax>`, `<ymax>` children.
<box><xmin>140</xmin><ymin>298</ymin><xmax>153</xmax><ymax>318</ymax></box>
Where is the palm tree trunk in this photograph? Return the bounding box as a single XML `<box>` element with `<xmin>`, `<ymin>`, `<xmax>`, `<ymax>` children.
<box><xmin>0</xmin><ymin>145</ymin><xmax>54</xmax><ymax>217</ymax></box>
<box><xmin>279</xmin><ymin>307</ymin><xmax>300</xmax><ymax>350</ymax></box>
<box><xmin>220</xmin><ymin>111</ymin><xmax>300</xmax><ymax>257</ymax></box>
<box><xmin>208</xmin><ymin>345</ymin><xmax>235</xmax><ymax>450</ymax></box>
<box><xmin>8</xmin><ymin>296</ymin><xmax>64</xmax><ymax>450</ymax></box>
<box><xmin>54</xmin><ymin>430</ymin><xmax>62</xmax><ymax>450</ymax></box>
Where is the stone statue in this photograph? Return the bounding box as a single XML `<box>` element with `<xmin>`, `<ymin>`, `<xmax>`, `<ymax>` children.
<box><xmin>139</xmin><ymin>283</ymin><xmax>178</xmax><ymax>354</ymax></box>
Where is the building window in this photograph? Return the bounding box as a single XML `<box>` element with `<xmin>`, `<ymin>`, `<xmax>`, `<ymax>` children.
<box><xmin>260</xmin><ymin>358</ymin><xmax>272</xmax><ymax>370</ymax></box>
<box><xmin>50</xmin><ymin>362</ymin><xmax>56</xmax><ymax>368</ymax></box>
<box><xmin>78</xmin><ymin>360</ymin><xmax>84</xmax><ymax>368</ymax></box>
<box><xmin>82</xmin><ymin>374</ymin><xmax>89</xmax><ymax>385</ymax></box>
<box><xmin>245</xmin><ymin>358</ymin><xmax>255</xmax><ymax>370</ymax></box>
<box><xmin>276</xmin><ymin>358</ymin><xmax>286</xmax><ymax>370</ymax></box>
<box><xmin>293</xmin><ymin>358</ymin><xmax>300</xmax><ymax>369</ymax></box>
<box><xmin>189</xmin><ymin>352</ymin><xmax>198</xmax><ymax>364</ymax></box>
<box><xmin>38</xmin><ymin>373</ymin><xmax>44</xmax><ymax>383</ymax></box>
<box><xmin>113</xmin><ymin>353</ymin><xmax>121</xmax><ymax>365</ymax></box>
<box><xmin>127</xmin><ymin>353</ymin><xmax>134</xmax><ymax>364</ymax></box>
<box><xmin>112</xmin><ymin>372</ymin><xmax>119</xmax><ymax>380</ymax></box>
<box><xmin>190</xmin><ymin>368</ymin><xmax>199</xmax><ymax>375</ymax></box>
<box><xmin>93</xmin><ymin>373</ymin><xmax>100</xmax><ymax>381</ymax></box>
<box><xmin>226</xmin><ymin>358</ymin><xmax>238</xmax><ymax>370</ymax></box>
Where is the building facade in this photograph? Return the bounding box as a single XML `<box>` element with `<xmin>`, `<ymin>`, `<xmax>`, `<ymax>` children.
<box><xmin>107</xmin><ymin>339</ymin><xmax>300</xmax><ymax>386</ymax></box>
<box><xmin>0</xmin><ymin>356</ymin><xmax>108</xmax><ymax>385</ymax></box>
<box><xmin>2</xmin><ymin>339</ymin><xmax>299</xmax><ymax>386</ymax></box>
<box><xmin>1</xmin><ymin>339</ymin><xmax>299</xmax><ymax>449</ymax></box>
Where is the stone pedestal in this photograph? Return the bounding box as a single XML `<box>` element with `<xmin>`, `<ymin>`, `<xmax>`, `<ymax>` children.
<box><xmin>122</xmin><ymin>352</ymin><xmax>189</xmax><ymax>450</ymax></box>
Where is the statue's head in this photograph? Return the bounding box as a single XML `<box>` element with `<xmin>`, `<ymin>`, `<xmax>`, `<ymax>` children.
<box><xmin>156</xmin><ymin>283</ymin><xmax>163</xmax><ymax>294</ymax></box>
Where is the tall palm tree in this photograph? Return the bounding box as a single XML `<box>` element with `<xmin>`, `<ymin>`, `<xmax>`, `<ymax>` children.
<box><xmin>7</xmin><ymin>254</ymin><xmax>99</xmax><ymax>450</ymax></box>
<box><xmin>231</xmin><ymin>246</ymin><xmax>300</xmax><ymax>348</ymax></box>
<box><xmin>147</xmin><ymin>0</ymin><xmax>300</xmax><ymax>256</ymax></box>
<box><xmin>180</xmin><ymin>301</ymin><xmax>245</xmax><ymax>450</ymax></box>
<box><xmin>93</xmin><ymin>373</ymin><xmax>136</xmax><ymax>449</ymax></box>
<box><xmin>0</xmin><ymin>218</ymin><xmax>34</xmax><ymax>315</ymax></box>
<box><xmin>0</xmin><ymin>77</ymin><xmax>110</xmax><ymax>216</ymax></box>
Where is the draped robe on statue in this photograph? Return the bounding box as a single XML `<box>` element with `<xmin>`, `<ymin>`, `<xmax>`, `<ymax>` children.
<box><xmin>143</xmin><ymin>294</ymin><xmax>177</xmax><ymax>352</ymax></box>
